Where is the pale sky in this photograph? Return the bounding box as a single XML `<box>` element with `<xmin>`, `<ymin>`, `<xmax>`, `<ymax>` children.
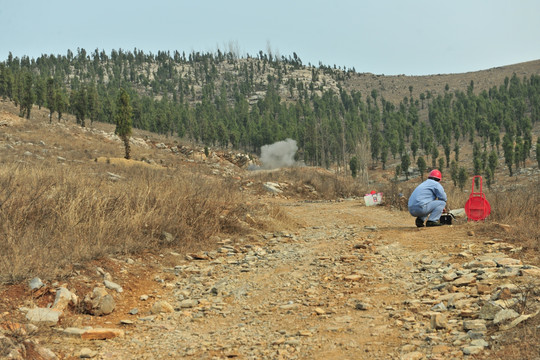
<box><xmin>1</xmin><ymin>0</ymin><xmax>539</xmax><ymax>76</ymax></box>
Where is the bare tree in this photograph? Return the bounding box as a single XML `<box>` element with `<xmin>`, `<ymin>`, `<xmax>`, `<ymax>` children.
<box><xmin>355</xmin><ymin>133</ymin><xmax>370</xmax><ymax>187</ymax></box>
<box><xmin>227</xmin><ymin>40</ymin><xmax>241</xmax><ymax>60</ymax></box>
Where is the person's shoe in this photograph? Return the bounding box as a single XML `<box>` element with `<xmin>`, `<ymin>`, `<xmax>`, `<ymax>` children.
<box><xmin>426</xmin><ymin>220</ymin><xmax>443</xmax><ymax>227</ymax></box>
<box><xmin>415</xmin><ymin>217</ymin><xmax>424</xmax><ymax>227</ymax></box>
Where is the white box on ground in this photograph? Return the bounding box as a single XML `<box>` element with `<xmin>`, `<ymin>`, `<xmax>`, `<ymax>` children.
<box><xmin>364</xmin><ymin>193</ymin><xmax>383</xmax><ymax>206</ymax></box>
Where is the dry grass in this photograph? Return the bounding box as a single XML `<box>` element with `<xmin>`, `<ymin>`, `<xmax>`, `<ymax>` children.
<box><xmin>0</xmin><ymin>100</ymin><xmax>291</xmax><ymax>286</ymax></box>
<box><xmin>247</xmin><ymin>167</ymin><xmax>365</xmax><ymax>200</ymax></box>
<box><xmin>0</xmin><ymin>161</ymin><xmax>251</xmax><ymax>284</ymax></box>
<box><xmin>479</xmin><ymin>177</ymin><xmax>540</xmax><ymax>256</ymax></box>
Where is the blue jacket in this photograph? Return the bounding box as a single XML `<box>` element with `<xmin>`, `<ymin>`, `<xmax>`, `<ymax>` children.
<box><xmin>408</xmin><ymin>179</ymin><xmax>447</xmax><ymax>208</ymax></box>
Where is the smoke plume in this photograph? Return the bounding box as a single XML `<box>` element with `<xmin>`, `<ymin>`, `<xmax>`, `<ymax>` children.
<box><xmin>260</xmin><ymin>138</ymin><xmax>298</xmax><ymax>169</ymax></box>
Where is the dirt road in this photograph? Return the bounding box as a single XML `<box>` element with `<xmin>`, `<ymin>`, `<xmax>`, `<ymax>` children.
<box><xmin>26</xmin><ymin>197</ymin><xmax>533</xmax><ymax>360</ymax></box>
<box><xmin>7</xmin><ymin>197</ymin><xmax>535</xmax><ymax>359</ymax></box>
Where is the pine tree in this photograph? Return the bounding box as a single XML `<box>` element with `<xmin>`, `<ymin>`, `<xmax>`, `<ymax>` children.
<box><xmin>417</xmin><ymin>156</ymin><xmax>427</xmax><ymax>181</ymax></box>
<box><xmin>86</xmin><ymin>84</ymin><xmax>99</xmax><ymax>127</ymax></box>
<box><xmin>431</xmin><ymin>146</ymin><xmax>439</xmax><ymax>169</ymax></box>
<box><xmin>502</xmin><ymin>134</ymin><xmax>514</xmax><ymax>176</ymax></box>
<box><xmin>488</xmin><ymin>150</ymin><xmax>498</xmax><ymax>181</ymax></box>
<box><xmin>349</xmin><ymin>156</ymin><xmax>358</xmax><ymax>178</ymax></box>
<box><xmin>457</xmin><ymin>167</ymin><xmax>468</xmax><ymax>191</ymax></box>
<box><xmin>56</xmin><ymin>89</ymin><xmax>67</xmax><ymax>122</ymax></box>
<box><xmin>115</xmin><ymin>88</ymin><xmax>133</xmax><ymax>159</ymax></box>
<box><xmin>442</xmin><ymin>137</ymin><xmax>451</xmax><ymax>168</ymax></box>
<box><xmin>73</xmin><ymin>86</ymin><xmax>87</xmax><ymax>127</ymax></box>
<box><xmin>35</xmin><ymin>77</ymin><xmax>45</xmax><ymax>110</ymax></box>
<box><xmin>536</xmin><ymin>138</ymin><xmax>540</xmax><ymax>168</ymax></box>
<box><xmin>450</xmin><ymin>160</ymin><xmax>458</xmax><ymax>186</ymax></box>
<box><xmin>438</xmin><ymin>157</ymin><xmax>445</xmax><ymax>171</ymax></box>
<box><xmin>46</xmin><ymin>78</ymin><xmax>56</xmax><ymax>123</ymax></box>
<box><xmin>401</xmin><ymin>153</ymin><xmax>410</xmax><ymax>180</ymax></box>
<box><xmin>20</xmin><ymin>71</ymin><xmax>34</xmax><ymax>119</ymax></box>
<box><xmin>454</xmin><ymin>142</ymin><xmax>460</xmax><ymax>162</ymax></box>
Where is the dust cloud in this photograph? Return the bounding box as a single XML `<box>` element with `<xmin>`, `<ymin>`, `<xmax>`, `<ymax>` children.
<box><xmin>259</xmin><ymin>138</ymin><xmax>298</xmax><ymax>170</ymax></box>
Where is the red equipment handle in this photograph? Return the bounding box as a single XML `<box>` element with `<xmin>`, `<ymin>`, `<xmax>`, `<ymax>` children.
<box><xmin>471</xmin><ymin>175</ymin><xmax>483</xmax><ymax>195</ymax></box>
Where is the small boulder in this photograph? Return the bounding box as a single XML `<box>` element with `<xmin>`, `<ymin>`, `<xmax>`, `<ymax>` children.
<box><xmin>493</xmin><ymin>309</ymin><xmax>520</xmax><ymax>325</ymax></box>
<box><xmin>83</xmin><ymin>287</ymin><xmax>116</xmax><ymax>316</ymax></box>
<box><xmin>26</xmin><ymin>308</ymin><xmax>63</xmax><ymax>326</ymax></box>
<box><xmin>431</xmin><ymin>313</ymin><xmax>448</xmax><ymax>329</ymax></box>
<box><xmin>52</xmin><ymin>287</ymin><xmax>78</xmax><ymax>310</ymax></box>
<box><xmin>479</xmin><ymin>301</ymin><xmax>503</xmax><ymax>320</ymax></box>
<box><xmin>104</xmin><ymin>280</ymin><xmax>123</xmax><ymax>293</ymax></box>
<box><xmin>29</xmin><ymin>277</ymin><xmax>44</xmax><ymax>290</ymax></box>
<box><xmin>150</xmin><ymin>300</ymin><xmax>174</xmax><ymax>314</ymax></box>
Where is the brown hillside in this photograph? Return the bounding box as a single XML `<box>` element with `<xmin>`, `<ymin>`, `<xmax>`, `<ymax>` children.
<box><xmin>343</xmin><ymin>59</ymin><xmax>540</xmax><ymax>104</ymax></box>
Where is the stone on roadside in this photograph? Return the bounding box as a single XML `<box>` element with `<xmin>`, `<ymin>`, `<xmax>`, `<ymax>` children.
<box><xmin>52</xmin><ymin>287</ymin><xmax>78</xmax><ymax>310</ymax></box>
<box><xmin>521</xmin><ymin>267</ymin><xmax>540</xmax><ymax>277</ymax></box>
<box><xmin>314</xmin><ymin>307</ymin><xmax>326</xmax><ymax>315</ymax></box>
<box><xmin>499</xmin><ymin>313</ymin><xmax>537</xmax><ymax>331</ymax></box>
<box><xmin>29</xmin><ymin>277</ymin><xmax>44</xmax><ymax>290</ymax></box>
<box><xmin>188</xmin><ymin>252</ymin><xmax>210</xmax><ymax>260</ymax></box>
<box><xmin>462</xmin><ymin>345</ymin><xmax>484</xmax><ymax>355</ymax></box>
<box><xmin>476</xmin><ymin>284</ymin><xmax>491</xmax><ymax>294</ymax></box>
<box><xmin>401</xmin><ymin>351</ymin><xmax>425</xmax><ymax>360</ymax></box>
<box><xmin>496</xmin><ymin>267</ymin><xmax>521</xmax><ymax>278</ymax></box>
<box><xmin>79</xmin><ymin>347</ymin><xmax>98</xmax><ymax>358</ymax></box>
<box><xmin>495</xmin><ymin>287</ymin><xmax>513</xmax><ymax>300</ymax></box>
<box><xmin>453</xmin><ymin>275</ymin><xmax>476</xmax><ymax>287</ymax></box>
<box><xmin>151</xmin><ymin>300</ymin><xmax>174</xmax><ymax>314</ymax></box>
<box><xmin>354</xmin><ymin>301</ymin><xmax>371</xmax><ymax>311</ymax></box>
<box><xmin>463</xmin><ymin>319</ymin><xmax>487</xmax><ymax>332</ymax></box>
<box><xmin>493</xmin><ymin>309</ymin><xmax>520</xmax><ymax>325</ymax></box>
<box><xmin>431</xmin><ymin>313</ymin><xmax>448</xmax><ymax>329</ymax></box>
<box><xmin>63</xmin><ymin>327</ymin><xmax>88</xmax><ymax>336</ymax></box>
<box><xmin>471</xmin><ymin>339</ymin><xmax>489</xmax><ymax>347</ymax></box>
<box><xmin>442</xmin><ymin>272</ymin><xmax>458</xmax><ymax>282</ymax></box>
<box><xmin>104</xmin><ymin>280</ymin><xmax>123</xmax><ymax>293</ymax></box>
<box><xmin>83</xmin><ymin>287</ymin><xmax>116</xmax><ymax>316</ymax></box>
<box><xmin>495</xmin><ymin>258</ymin><xmax>522</xmax><ymax>267</ymax></box>
<box><xmin>430</xmin><ymin>302</ymin><xmax>447</xmax><ymax>312</ymax></box>
<box><xmin>81</xmin><ymin>328</ymin><xmax>125</xmax><ymax>340</ymax></box>
<box><xmin>160</xmin><ymin>231</ymin><xmax>174</xmax><ymax>243</ymax></box>
<box><xmin>479</xmin><ymin>301</ymin><xmax>503</xmax><ymax>320</ymax></box>
<box><xmin>26</xmin><ymin>308</ymin><xmax>63</xmax><ymax>326</ymax></box>
<box><xmin>179</xmin><ymin>299</ymin><xmax>199</xmax><ymax>308</ymax></box>
<box><xmin>263</xmin><ymin>182</ymin><xmax>282</xmax><ymax>194</ymax></box>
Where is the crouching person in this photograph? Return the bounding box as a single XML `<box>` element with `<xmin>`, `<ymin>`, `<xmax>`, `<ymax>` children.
<box><xmin>408</xmin><ymin>169</ymin><xmax>447</xmax><ymax>227</ymax></box>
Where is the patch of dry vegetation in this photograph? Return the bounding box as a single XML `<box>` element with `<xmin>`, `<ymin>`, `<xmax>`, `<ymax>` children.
<box><xmin>481</xmin><ymin>178</ymin><xmax>540</xmax><ymax>256</ymax></box>
<box><xmin>0</xmin><ymin>161</ymin><xmax>252</xmax><ymax>284</ymax></box>
<box><xmin>247</xmin><ymin>167</ymin><xmax>365</xmax><ymax>200</ymax></box>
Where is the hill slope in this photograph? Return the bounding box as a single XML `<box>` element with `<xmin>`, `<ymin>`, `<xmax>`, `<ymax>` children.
<box><xmin>343</xmin><ymin>59</ymin><xmax>540</xmax><ymax>105</ymax></box>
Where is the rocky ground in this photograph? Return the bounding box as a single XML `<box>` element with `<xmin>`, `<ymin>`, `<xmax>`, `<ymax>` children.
<box><xmin>2</xmin><ymin>196</ymin><xmax>539</xmax><ymax>360</ymax></box>
<box><xmin>1</xmin><ymin>100</ymin><xmax>539</xmax><ymax>359</ymax></box>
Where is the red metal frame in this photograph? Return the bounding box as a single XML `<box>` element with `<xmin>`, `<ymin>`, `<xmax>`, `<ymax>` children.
<box><xmin>464</xmin><ymin>175</ymin><xmax>491</xmax><ymax>221</ymax></box>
